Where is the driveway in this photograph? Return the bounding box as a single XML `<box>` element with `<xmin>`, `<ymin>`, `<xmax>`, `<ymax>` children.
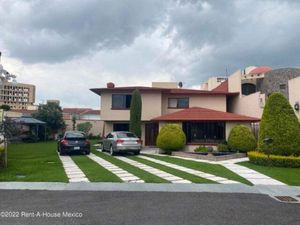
<box><xmin>0</xmin><ymin>190</ymin><xmax>299</xmax><ymax>225</ymax></box>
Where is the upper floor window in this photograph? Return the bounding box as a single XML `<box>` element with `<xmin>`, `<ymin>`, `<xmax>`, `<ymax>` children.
<box><xmin>112</xmin><ymin>94</ymin><xmax>131</xmax><ymax>109</ymax></box>
<box><xmin>168</xmin><ymin>97</ymin><xmax>189</xmax><ymax>108</ymax></box>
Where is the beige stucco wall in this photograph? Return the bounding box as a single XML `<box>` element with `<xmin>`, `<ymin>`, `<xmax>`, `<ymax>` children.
<box><xmin>65</xmin><ymin>119</ymin><xmax>104</xmax><ymax>136</ymax></box>
<box><xmin>228</xmin><ymin>70</ymin><xmax>242</xmax><ymax>93</ymax></box>
<box><xmin>228</xmin><ymin>92</ymin><xmax>265</xmax><ymax>118</ymax></box>
<box><xmin>289</xmin><ymin>76</ymin><xmax>300</xmax><ymax>120</ymax></box>
<box><xmin>101</xmin><ymin>92</ymin><xmax>162</xmax><ymax>121</ymax></box>
<box><xmin>152</xmin><ymin>82</ymin><xmax>177</xmax><ymax>88</ymax></box>
<box><xmin>162</xmin><ymin>95</ymin><xmax>227</xmax><ymax>115</ymax></box>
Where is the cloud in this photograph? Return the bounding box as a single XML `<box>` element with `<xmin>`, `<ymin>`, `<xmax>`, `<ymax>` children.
<box><xmin>0</xmin><ymin>0</ymin><xmax>169</xmax><ymax>63</ymax></box>
<box><xmin>1</xmin><ymin>0</ymin><xmax>300</xmax><ymax>108</ymax></box>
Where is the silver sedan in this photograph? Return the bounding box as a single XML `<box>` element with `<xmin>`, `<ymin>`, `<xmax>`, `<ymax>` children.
<box><xmin>101</xmin><ymin>131</ymin><xmax>142</xmax><ymax>155</ymax></box>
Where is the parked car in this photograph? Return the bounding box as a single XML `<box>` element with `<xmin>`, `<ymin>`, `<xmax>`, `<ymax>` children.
<box><xmin>57</xmin><ymin>131</ymin><xmax>91</xmax><ymax>156</ymax></box>
<box><xmin>101</xmin><ymin>131</ymin><xmax>141</xmax><ymax>155</ymax></box>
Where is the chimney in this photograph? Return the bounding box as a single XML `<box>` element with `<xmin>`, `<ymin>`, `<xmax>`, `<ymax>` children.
<box><xmin>107</xmin><ymin>82</ymin><xmax>115</xmax><ymax>88</ymax></box>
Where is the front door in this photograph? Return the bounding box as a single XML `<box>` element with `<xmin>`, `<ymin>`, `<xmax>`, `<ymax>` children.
<box><xmin>145</xmin><ymin>123</ymin><xmax>159</xmax><ymax>146</ymax></box>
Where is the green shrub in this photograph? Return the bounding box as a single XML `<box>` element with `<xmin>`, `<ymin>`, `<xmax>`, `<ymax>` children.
<box><xmin>248</xmin><ymin>151</ymin><xmax>300</xmax><ymax>168</ymax></box>
<box><xmin>129</xmin><ymin>89</ymin><xmax>142</xmax><ymax>137</ymax></box>
<box><xmin>194</xmin><ymin>145</ymin><xmax>209</xmax><ymax>153</ymax></box>
<box><xmin>217</xmin><ymin>143</ymin><xmax>229</xmax><ymax>152</ymax></box>
<box><xmin>156</xmin><ymin>124</ymin><xmax>186</xmax><ymax>153</ymax></box>
<box><xmin>258</xmin><ymin>92</ymin><xmax>300</xmax><ymax>156</ymax></box>
<box><xmin>228</xmin><ymin>125</ymin><xmax>257</xmax><ymax>153</ymax></box>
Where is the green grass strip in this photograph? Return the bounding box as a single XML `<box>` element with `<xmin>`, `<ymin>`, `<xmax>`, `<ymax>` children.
<box><xmin>71</xmin><ymin>155</ymin><xmax>122</xmax><ymax>182</ymax></box>
<box><xmin>0</xmin><ymin>142</ymin><xmax>68</xmax><ymax>182</ymax></box>
<box><xmin>239</xmin><ymin>161</ymin><xmax>300</xmax><ymax>186</ymax></box>
<box><xmin>92</xmin><ymin>150</ymin><xmax>168</xmax><ymax>183</ymax></box>
<box><xmin>143</xmin><ymin>154</ymin><xmax>252</xmax><ymax>185</ymax></box>
<box><xmin>128</xmin><ymin>156</ymin><xmax>215</xmax><ymax>183</ymax></box>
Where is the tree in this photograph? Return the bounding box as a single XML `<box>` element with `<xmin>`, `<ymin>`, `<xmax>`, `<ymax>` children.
<box><xmin>156</xmin><ymin>124</ymin><xmax>186</xmax><ymax>153</ymax></box>
<box><xmin>32</xmin><ymin>102</ymin><xmax>65</xmax><ymax>139</ymax></box>
<box><xmin>77</xmin><ymin>122</ymin><xmax>92</xmax><ymax>135</ymax></box>
<box><xmin>0</xmin><ymin>104</ymin><xmax>10</xmax><ymax>111</ymax></box>
<box><xmin>129</xmin><ymin>89</ymin><xmax>142</xmax><ymax>137</ymax></box>
<box><xmin>72</xmin><ymin>114</ymin><xmax>77</xmax><ymax>131</ymax></box>
<box><xmin>258</xmin><ymin>92</ymin><xmax>300</xmax><ymax>156</ymax></box>
<box><xmin>227</xmin><ymin>125</ymin><xmax>257</xmax><ymax>152</ymax></box>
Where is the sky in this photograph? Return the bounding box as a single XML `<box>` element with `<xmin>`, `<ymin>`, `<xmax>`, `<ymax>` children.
<box><xmin>0</xmin><ymin>0</ymin><xmax>300</xmax><ymax>109</ymax></box>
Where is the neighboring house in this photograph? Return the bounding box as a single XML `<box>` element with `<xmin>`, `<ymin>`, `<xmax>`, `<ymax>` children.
<box><xmin>63</xmin><ymin>108</ymin><xmax>103</xmax><ymax>136</ymax></box>
<box><xmin>91</xmin><ymin>82</ymin><xmax>259</xmax><ymax>150</ymax></box>
<box><xmin>206</xmin><ymin>66</ymin><xmax>300</xmax><ymax>120</ymax></box>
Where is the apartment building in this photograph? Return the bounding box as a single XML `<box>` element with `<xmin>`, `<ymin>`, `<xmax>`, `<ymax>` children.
<box><xmin>91</xmin><ymin>82</ymin><xmax>259</xmax><ymax>149</ymax></box>
<box><xmin>0</xmin><ymin>82</ymin><xmax>36</xmax><ymax>109</ymax></box>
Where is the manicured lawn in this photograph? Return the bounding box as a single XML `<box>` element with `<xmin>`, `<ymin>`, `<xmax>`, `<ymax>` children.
<box><xmin>129</xmin><ymin>156</ymin><xmax>215</xmax><ymax>183</ymax></box>
<box><xmin>239</xmin><ymin>161</ymin><xmax>300</xmax><ymax>186</ymax></box>
<box><xmin>71</xmin><ymin>155</ymin><xmax>122</xmax><ymax>182</ymax></box>
<box><xmin>143</xmin><ymin>154</ymin><xmax>252</xmax><ymax>185</ymax></box>
<box><xmin>92</xmin><ymin>150</ymin><xmax>169</xmax><ymax>183</ymax></box>
<box><xmin>0</xmin><ymin>142</ymin><xmax>68</xmax><ymax>182</ymax></box>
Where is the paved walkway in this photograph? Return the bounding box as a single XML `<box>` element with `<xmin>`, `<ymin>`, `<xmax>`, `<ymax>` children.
<box><xmin>58</xmin><ymin>155</ymin><xmax>89</xmax><ymax>182</ymax></box>
<box><xmin>88</xmin><ymin>153</ymin><xmax>144</xmax><ymax>183</ymax></box>
<box><xmin>139</xmin><ymin>155</ymin><xmax>239</xmax><ymax>184</ymax></box>
<box><xmin>115</xmin><ymin>156</ymin><xmax>191</xmax><ymax>183</ymax></box>
<box><xmin>220</xmin><ymin>161</ymin><xmax>286</xmax><ymax>185</ymax></box>
<box><xmin>144</xmin><ymin>153</ymin><xmax>285</xmax><ymax>186</ymax></box>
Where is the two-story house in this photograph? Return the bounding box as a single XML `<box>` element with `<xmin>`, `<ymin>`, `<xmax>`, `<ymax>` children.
<box><xmin>91</xmin><ymin>82</ymin><xmax>259</xmax><ymax>150</ymax></box>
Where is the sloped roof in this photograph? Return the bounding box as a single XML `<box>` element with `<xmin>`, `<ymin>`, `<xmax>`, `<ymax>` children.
<box><xmin>152</xmin><ymin>107</ymin><xmax>260</xmax><ymax>122</ymax></box>
<box><xmin>212</xmin><ymin>80</ymin><xmax>229</xmax><ymax>92</ymax></box>
<box><xmin>249</xmin><ymin>66</ymin><xmax>272</xmax><ymax>74</ymax></box>
<box><xmin>12</xmin><ymin>116</ymin><xmax>46</xmax><ymax>124</ymax></box>
<box><xmin>63</xmin><ymin>108</ymin><xmax>92</xmax><ymax>114</ymax></box>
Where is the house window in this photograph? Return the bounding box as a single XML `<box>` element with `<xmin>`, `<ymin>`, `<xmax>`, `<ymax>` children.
<box><xmin>168</xmin><ymin>98</ymin><xmax>189</xmax><ymax>108</ymax></box>
<box><xmin>113</xmin><ymin>123</ymin><xmax>129</xmax><ymax>131</ymax></box>
<box><xmin>279</xmin><ymin>84</ymin><xmax>286</xmax><ymax>90</ymax></box>
<box><xmin>182</xmin><ymin>122</ymin><xmax>225</xmax><ymax>144</ymax></box>
<box><xmin>112</xmin><ymin>94</ymin><xmax>131</xmax><ymax>109</ymax></box>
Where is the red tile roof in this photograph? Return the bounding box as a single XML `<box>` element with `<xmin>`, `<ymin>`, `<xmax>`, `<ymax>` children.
<box><xmin>152</xmin><ymin>107</ymin><xmax>260</xmax><ymax>122</ymax></box>
<box><xmin>249</xmin><ymin>66</ymin><xmax>272</xmax><ymax>74</ymax></box>
<box><xmin>211</xmin><ymin>80</ymin><xmax>228</xmax><ymax>92</ymax></box>
<box><xmin>90</xmin><ymin>86</ymin><xmax>238</xmax><ymax>96</ymax></box>
<box><xmin>63</xmin><ymin>108</ymin><xmax>92</xmax><ymax>114</ymax></box>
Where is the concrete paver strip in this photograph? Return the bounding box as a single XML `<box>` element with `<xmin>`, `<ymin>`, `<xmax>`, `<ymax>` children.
<box><xmin>115</xmin><ymin>156</ymin><xmax>191</xmax><ymax>184</ymax></box>
<box><xmin>138</xmin><ymin>155</ymin><xmax>239</xmax><ymax>184</ymax></box>
<box><xmin>58</xmin><ymin>155</ymin><xmax>89</xmax><ymax>183</ymax></box>
<box><xmin>87</xmin><ymin>153</ymin><xmax>144</xmax><ymax>183</ymax></box>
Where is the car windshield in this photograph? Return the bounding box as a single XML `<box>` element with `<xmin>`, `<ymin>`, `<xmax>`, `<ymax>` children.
<box><xmin>116</xmin><ymin>132</ymin><xmax>137</xmax><ymax>138</ymax></box>
<box><xmin>65</xmin><ymin>132</ymin><xmax>85</xmax><ymax>138</ymax></box>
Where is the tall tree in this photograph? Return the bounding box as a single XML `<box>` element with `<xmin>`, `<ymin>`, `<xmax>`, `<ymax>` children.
<box><xmin>129</xmin><ymin>89</ymin><xmax>142</xmax><ymax>137</ymax></box>
<box><xmin>33</xmin><ymin>102</ymin><xmax>65</xmax><ymax>139</ymax></box>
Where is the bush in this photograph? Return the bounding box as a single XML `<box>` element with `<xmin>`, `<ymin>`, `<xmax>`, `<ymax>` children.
<box><xmin>258</xmin><ymin>92</ymin><xmax>300</xmax><ymax>156</ymax></box>
<box><xmin>77</xmin><ymin>122</ymin><xmax>92</xmax><ymax>135</ymax></box>
<box><xmin>217</xmin><ymin>144</ymin><xmax>229</xmax><ymax>152</ymax></box>
<box><xmin>156</xmin><ymin>124</ymin><xmax>186</xmax><ymax>153</ymax></box>
<box><xmin>227</xmin><ymin>125</ymin><xmax>257</xmax><ymax>153</ymax></box>
<box><xmin>248</xmin><ymin>151</ymin><xmax>300</xmax><ymax>168</ymax></box>
<box><xmin>194</xmin><ymin>145</ymin><xmax>210</xmax><ymax>153</ymax></box>
<box><xmin>129</xmin><ymin>89</ymin><xmax>142</xmax><ymax>137</ymax></box>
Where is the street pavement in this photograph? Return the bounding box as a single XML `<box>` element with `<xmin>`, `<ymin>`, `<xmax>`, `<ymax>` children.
<box><xmin>0</xmin><ymin>190</ymin><xmax>299</xmax><ymax>225</ymax></box>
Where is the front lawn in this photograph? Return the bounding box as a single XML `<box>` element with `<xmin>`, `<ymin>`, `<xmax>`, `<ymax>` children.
<box><xmin>143</xmin><ymin>154</ymin><xmax>252</xmax><ymax>185</ymax></box>
<box><xmin>239</xmin><ymin>161</ymin><xmax>300</xmax><ymax>186</ymax></box>
<box><xmin>0</xmin><ymin>142</ymin><xmax>68</xmax><ymax>182</ymax></box>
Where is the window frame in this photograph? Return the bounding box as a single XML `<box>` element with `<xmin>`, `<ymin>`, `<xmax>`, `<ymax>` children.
<box><xmin>111</xmin><ymin>94</ymin><xmax>132</xmax><ymax>110</ymax></box>
<box><xmin>168</xmin><ymin>97</ymin><xmax>189</xmax><ymax>109</ymax></box>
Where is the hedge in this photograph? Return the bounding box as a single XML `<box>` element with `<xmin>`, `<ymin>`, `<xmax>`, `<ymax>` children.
<box><xmin>248</xmin><ymin>151</ymin><xmax>300</xmax><ymax>168</ymax></box>
<box><xmin>227</xmin><ymin>125</ymin><xmax>257</xmax><ymax>152</ymax></box>
<box><xmin>156</xmin><ymin>124</ymin><xmax>186</xmax><ymax>153</ymax></box>
<box><xmin>258</xmin><ymin>92</ymin><xmax>300</xmax><ymax>156</ymax></box>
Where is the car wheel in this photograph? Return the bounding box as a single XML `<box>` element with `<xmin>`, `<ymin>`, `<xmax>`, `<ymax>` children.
<box><xmin>109</xmin><ymin>146</ymin><xmax>115</xmax><ymax>156</ymax></box>
<box><xmin>85</xmin><ymin>151</ymin><xmax>90</xmax><ymax>155</ymax></box>
<box><xmin>60</xmin><ymin>149</ymin><xmax>65</xmax><ymax>156</ymax></box>
<box><xmin>99</xmin><ymin>143</ymin><xmax>104</xmax><ymax>152</ymax></box>
<box><xmin>134</xmin><ymin>151</ymin><xmax>140</xmax><ymax>155</ymax></box>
